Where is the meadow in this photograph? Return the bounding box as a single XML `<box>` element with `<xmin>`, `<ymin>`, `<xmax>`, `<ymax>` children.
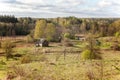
<box><xmin>0</xmin><ymin>36</ymin><xmax>120</xmax><ymax>80</ymax></box>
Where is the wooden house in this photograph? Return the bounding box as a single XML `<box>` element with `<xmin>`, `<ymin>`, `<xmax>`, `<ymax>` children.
<box><xmin>35</xmin><ymin>38</ymin><xmax>49</xmax><ymax>47</ymax></box>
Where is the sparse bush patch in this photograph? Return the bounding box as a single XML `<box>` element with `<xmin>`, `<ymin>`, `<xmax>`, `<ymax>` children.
<box><xmin>81</xmin><ymin>50</ymin><xmax>96</xmax><ymax>60</ymax></box>
<box><xmin>1</xmin><ymin>40</ymin><xmax>15</xmax><ymax>60</ymax></box>
<box><xmin>20</xmin><ymin>55</ymin><xmax>32</xmax><ymax>64</ymax></box>
<box><xmin>111</xmin><ymin>42</ymin><xmax>120</xmax><ymax>51</ymax></box>
<box><xmin>26</xmin><ymin>35</ymin><xmax>34</xmax><ymax>43</ymax></box>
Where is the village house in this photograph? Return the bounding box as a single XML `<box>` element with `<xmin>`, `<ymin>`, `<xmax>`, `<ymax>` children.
<box><xmin>35</xmin><ymin>38</ymin><xmax>49</xmax><ymax>47</ymax></box>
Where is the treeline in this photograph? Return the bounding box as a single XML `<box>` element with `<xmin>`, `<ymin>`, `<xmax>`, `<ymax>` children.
<box><xmin>0</xmin><ymin>15</ymin><xmax>35</xmax><ymax>36</ymax></box>
<box><xmin>49</xmin><ymin>17</ymin><xmax>120</xmax><ymax>37</ymax></box>
<box><xmin>33</xmin><ymin>17</ymin><xmax>120</xmax><ymax>41</ymax></box>
<box><xmin>0</xmin><ymin>15</ymin><xmax>120</xmax><ymax>40</ymax></box>
<box><xmin>0</xmin><ymin>15</ymin><xmax>18</xmax><ymax>23</ymax></box>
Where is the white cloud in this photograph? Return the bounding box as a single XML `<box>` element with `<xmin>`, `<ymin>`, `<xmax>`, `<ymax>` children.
<box><xmin>16</xmin><ymin>0</ymin><xmax>45</xmax><ymax>5</ymax></box>
<box><xmin>98</xmin><ymin>0</ymin><xmax>112</xmax><ymax>7</ymax></box>
<box><xmin>55</xmin><ymin>0</ymin><xmax>84</xmax><ymax>8</ymax></box>
<box><xmin>0</xmin><ymin>0</ymin><xmax>120</xmax><ymax>17</ymax></box>
<box><xmin>0</xmin><ymin>1</ymin><xmax>10</xmax><ymax>12</ymax></box>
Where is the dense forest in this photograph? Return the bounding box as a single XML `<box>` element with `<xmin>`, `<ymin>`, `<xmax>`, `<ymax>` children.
<box><xmin>0</xmin><ymin>15</ymin><xmax>120</xmax><ymax>40</ymax></box>
<box><xmin>0</xmin><ymin>15</ymin><xmax>35</xmax><ymax>36</ymax></box>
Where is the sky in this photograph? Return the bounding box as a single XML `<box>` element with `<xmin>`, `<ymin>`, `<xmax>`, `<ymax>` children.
<box><xmin>0</xmin><ymin>0</ymin><xmax>120</xmax><ymax>18</ymax></box>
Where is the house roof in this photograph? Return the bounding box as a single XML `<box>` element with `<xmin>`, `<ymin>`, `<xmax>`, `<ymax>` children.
<box><xmin>36</xmin><ymin>38</ymin><xmax>48</xmax><ymax>44</ymax></box>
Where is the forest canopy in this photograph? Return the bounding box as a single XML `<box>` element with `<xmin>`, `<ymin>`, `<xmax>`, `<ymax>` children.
<box><xmin>0</xmin><ymin>15</ymin><xmax>120</xmax><ymax>40</ymax></box>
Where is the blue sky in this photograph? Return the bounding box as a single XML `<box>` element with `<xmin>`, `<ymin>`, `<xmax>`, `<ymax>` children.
<box><xmin>0</xmin><ymin>0</ymin><xmax>120</xmax><ymax>18</ymax></box>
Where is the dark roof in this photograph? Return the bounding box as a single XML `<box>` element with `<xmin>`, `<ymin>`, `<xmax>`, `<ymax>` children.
<box><xmin>36</xmin><ymin>38</ymin><xmax>48</xmax><ymax>44</ymax></box>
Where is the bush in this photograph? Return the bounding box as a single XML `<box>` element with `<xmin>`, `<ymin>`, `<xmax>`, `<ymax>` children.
<box><xmin>64</xmin><ymin>33</ymin><xmax>71</xmax><ymax>39</ymax></box>
<box><xmin>81</xmin><ymin>50</ymin><xmax>95</xmax><ymax>60</ymax></box>
<box><xmin>81</xmin><ymin>50</ymin><xmax>101</xmax><ymax>60</ymax></box>
<box><xmin>111</xmin><ymin>42</ymin><xmax>120</xmax><ymax>51</ymax></box>
<box><xmin>26</xmin><ymin>35</ymin><xmax>34</xmax><ymax>43</ymax></box>
<box><xmin>1</xmin><ymin>40</ymin><xmax>15</xmax><ymax>60</ymax></box>
<box><xmin>20</xmin><ymin>55</ymin><xmax>32</xmax><ymax>64</ymax></box>
<box><xmin>115</xmin><ymin>32</ymin><xmax>120</xmax><ymax>38</ymax></box>
<box><xmin>82</xmin><ymin>34</ymin><xmax>102</xmax><ymax>60</ymax></box>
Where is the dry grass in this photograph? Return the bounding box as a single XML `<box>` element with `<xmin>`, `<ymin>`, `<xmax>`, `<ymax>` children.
<box><xmin>3</xmin><ymin>48</ymin><xmax>120</xmax><ymax>80</ymax></box>
<box><xmin>0</xmin><ymin>36</ymin><xmax>120</xmax><ymax>80</ymax></box>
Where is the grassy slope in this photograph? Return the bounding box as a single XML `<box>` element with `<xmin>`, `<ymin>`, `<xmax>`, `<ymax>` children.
<box><xmin>0</xmin><ymin>37</ymin><xmax>120</xmax><ymax>79</ymax></box>
<box><xmin>4</xmin><ymin>47</ymin><xmax>120</xmax><ymax>80</ymax></box>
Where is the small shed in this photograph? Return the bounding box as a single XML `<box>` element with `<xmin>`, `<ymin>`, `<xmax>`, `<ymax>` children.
<box><xmin>35</xmin><ymin>39</ymin><xmax>49</xmax><ymax>47</ymax></box>
<box><xmin>75</xmin><ymin>34</ymin><xmax>86</xmax><ymax>41</ymax></box>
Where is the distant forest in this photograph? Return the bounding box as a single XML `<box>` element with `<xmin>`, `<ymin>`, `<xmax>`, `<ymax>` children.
<box><xmin>0</xmin><ymin>15</ymin><xmax>120</xmax><ymax>38</ymax></box>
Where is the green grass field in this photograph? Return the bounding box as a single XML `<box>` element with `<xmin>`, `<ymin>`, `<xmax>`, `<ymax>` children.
<box><xmin>0</xmin><ymin>37</ymin><xmax>120</xmax><ymax>80</ymax></box>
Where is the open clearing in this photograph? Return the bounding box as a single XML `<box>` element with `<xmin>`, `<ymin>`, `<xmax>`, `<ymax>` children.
<box><xmin>0</xmin><ymin>37</ymin><xmax>120</xmax><ymax>80</ymax></box>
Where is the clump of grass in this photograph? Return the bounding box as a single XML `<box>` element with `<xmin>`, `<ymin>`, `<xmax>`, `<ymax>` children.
<box><xmin>20</xmin><ymin>54</ymin><xmax>32</xmax><ymax>64</ymax></box>
<box><xmin>7</xmin><ymin>65</ymin><xmax>28</xmax><ymax>79</ymax></box>
<box><xmin>7</xmin><ymin>64</ymin><xmax>54</xmax><ymax>80</ymax></box>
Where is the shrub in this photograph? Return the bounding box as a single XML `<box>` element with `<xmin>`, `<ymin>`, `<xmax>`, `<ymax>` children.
<box><xmin>26</xmin><ymin>35</ymin><xmax>34</xmax><ymax>43</ymax></box>
<box><xmin>82</xmin><ymin>34</ymin><xmax>102</xmax><ymax>60</ymax></box>
<box><xmin>81</xmin><ymin>50</ymin><xmax>95</xmax><ymax>60</ymax></box>
<box><xmin>64</xmin><ymin>33</ymin><xmax>71</xmax><ymax>39</ymax></box>
<box><xmin>20</xmin><ymin>55</ymin><xmax>32</xmax><ymax>64</ymax></box>
<box><xmin>111</xmin><ymin>42</ymin><xmax>120</xmax><ymax>51</ymax></box>
<box><xmin>81</xmin><ymin>50</ymin><xmax>102</xmax><ymax>60</ymax></box>
<box><xmin>115</xmin><ymin>32</ymin><xmax>120</xmax><ymax>38</ymax></box>
<box><xmin>1</xmin><ymin>40</ymin><xmax>15</xmax><ymax>60</ymax></box>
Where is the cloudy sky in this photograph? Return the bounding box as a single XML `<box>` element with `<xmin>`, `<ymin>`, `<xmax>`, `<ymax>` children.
<box><xmin>0</xmin><ymin>0</ymin><xmax>120</xmax><ymax>18</ymax></box>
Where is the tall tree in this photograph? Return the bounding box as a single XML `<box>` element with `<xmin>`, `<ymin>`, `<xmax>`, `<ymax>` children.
<box><xmin>45</xmin><ymin>23</ymin><xmax>56</xmax><ymax>41</ymax></box>
<box><xmin>34</xmin><ymin>20</ymin><xmax>47</xmax><ymax>39</ymax></box>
